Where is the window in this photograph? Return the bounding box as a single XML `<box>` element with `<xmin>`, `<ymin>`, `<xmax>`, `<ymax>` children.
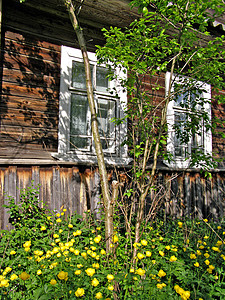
<box><xmin>165</xmin><ymin>72</ymin><xmax>212</xmax><ymax>168</ymax></box>
<box><xmin>52</xmin><ymin>46</ymin><xmax>129</xmax><ymax>165</ymax></box>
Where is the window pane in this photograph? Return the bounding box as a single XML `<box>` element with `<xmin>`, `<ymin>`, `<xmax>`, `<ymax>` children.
<box><xmin>96</xmin><ymin>67</ymin><xmax>109</xmax><ymax>93</ymax></box>
<box><xmin>174</xmin><ymin>112</ymin><xmax>188</xmax><ymax>158</ymax></box>
<box><xmin>97</xmin><ymin>98</ymin><xmax>115</xmax><ymax>150</ymax></box>
<box><xmin>70</xmin><ymin>94</ymin><xmax>90</xmax><ymax>150</ymax></box>
<box><xmin>72</xmin><ymin>61</ymin><xmax>93</xmax><ymax>89</ymax></box>
<box><xmin>97</xmin><ymin>98</ymin><xmax>115</xmax><ymax>137</ymax></box>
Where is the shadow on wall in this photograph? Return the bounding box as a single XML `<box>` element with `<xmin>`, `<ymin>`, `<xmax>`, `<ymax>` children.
<box><xmin>1</xmin><ymin>30</ymin><xmax>60</xmax><ymax>156</ymax></box>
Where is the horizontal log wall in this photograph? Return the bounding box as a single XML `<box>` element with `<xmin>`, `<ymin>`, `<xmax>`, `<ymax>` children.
<box><xmin>1</xmin><ymin>165</ymin><xmax>225</xmax><ymax>230</ymax></box>
<box><xmin>1</xmin><ymin>30</ymin><xmax>60</xmax><ymax>159</ymax></box>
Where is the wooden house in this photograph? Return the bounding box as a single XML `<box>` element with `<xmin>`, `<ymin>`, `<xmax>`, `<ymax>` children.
<box><xmin>1</xmin><ymin>0</ymin><xmax>225</xmax><ymax>229</ymax></box>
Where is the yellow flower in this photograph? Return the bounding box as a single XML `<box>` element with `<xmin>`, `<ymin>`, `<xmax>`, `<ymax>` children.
<box><xmin>0</xmin><ymin>279</ymin><xmax>9</xmax><ymax>287</ymax></box>
<box><xmin>178</xmin><ymin>222</ymin><xmax>183</xmax><ymax>228</ymax></box>
<box><xmin>56</xmin><ymin>218</ymin><xmax>62</xmax><ymax>223</ymax></box>
<box><xmin>85</xmin><ymin>268</ymin><xmax>95</xmax><ymax>277</ymax></box>
<box><xmin>10</xmin><ymin>250</ymin><xmax>16</xmax><ymax>255</ymax></box>
<box><xmin>94</xmin><ymin>235</ymin><xmax>102</xmax><ymax>243</ymax></box>
<box><xmin>37</xmin><ymin>270</ymin><xmax>42</xmax><ymax>275</ymax></box>
<box><xmin>165</xmin><ymin>245</ymin><xmax>170</xmax><ymax>250</ymax></box>
<box><xmin>40</xmin><ymin>226</ymin><xmax>46</xmax><ymax>231</ymax></box>
<box><xmin>205</xmin><ymin>260</ymin><xmax>210</xmax><ymax>265</ymax></box>
<box><xmin>81</xmin><ymin>252</ymin><xmax>87</xmax><ymax>258</ymax></box>
<box><xmin>10</xmin><ymin>274</ymin><xmax>18</xmax><ymax>281</ymax></box>
<box><xmin>91</xmin><ymin>278</ymin><xmax>99</xmax><ymax>287</ymax></box>
<box><xmin>169</xmin><ymin>255</ymin><xmax>177</xmax><ymax>262</ymax></box>
<box><xmin>73</xmin><ymin>230</ymin><xmax>82</xmax><ymax>236</ymax></box>
<box><xmin>92</xmin><ymin>263</ymin><xmax>99</xmax><ymax>269</ymax></box>
<box><xmin>74</xmin><ymin>250</ymin><xmax>80</xmax><ymax>256</ymax></box>
<box><xmin>75</xmin><ymin>288</ymin><xmax>85</xmax><ymax>297</ymax></box>
<box><xmin>190</xmin><ymin>253</ymin><xmax>197</xmax><ymax>259</ymax></box>
<box><xmin>112</xmin><ymin>235</ymin><xmax>119</xmax><ymax>243</ymax></box>
<box><xmin>145</xmin><ymin>251</ymin><xmax>151</xmax><ymax>257</ymax></box>
<box><xmin>107</xmin><ymin>274</ymin><xmax>114</xmax><ymax>281</ymax></box>
<box><xmin>159</xmin><ymin>251</ymin><xmax>165</xmax><ymax>257</ymax></box>
<box><xmin>130</xmin><ymin>268</ymin><xmax>135</xmax><ymax>273</ymax></box>
<box><xmin>50</xmin><ymin>279</ymin><xmax>57</xmax><ymax>285</ymax></box>
<box><xmin>158</xmin><ymin>269</ymin><xmax>166</xmax><ymax>277</ymax></box>
<box><xmin>216</xmin><ymin>240</ymin><xmax>223</xmax><ymax>246</ymax></box>
<box><xmin>203</xmin><ymin>219</ymin><xmax>208</xmax><ymax>222</ymax></box>
<box><xmin>209</xmin><ymin>265</ymin><xmax>215</xmax><ymax>270</ymax></box>
<box><xmin>75</xmin><ymin>270</ymin><xmax>82</xmax><ymax>275</ymax></box>
<box><xmin>23</xmin><ymin>241</ymin><xmax>31</xmax><ymax>248</ymax></box>
<box><xmin>100</xmin><ymin>249</ymin><xmax>106</xmax><ymax>255</ymax></box>
<box><xmin>137</xmin><ymin>253</ymin><xmax>145</xmax><ymax>260</ymax></box>
<box><xmin>212</xmin><ymin>247</ymin><xmax>220</xmax><ymax>252</ymax></box>
<box><xmin>141</xmin><ymin>239</ymin><xmax>148</xmax><ymax>246</ymax></box>
<box><xmin>95</xmin><ymin>292</ymin><xmax>103</xmax><ymax>299</ymax></box>
<box><xmin>77</xmin><ymin>264</ymin><xmax>83</xmax><ymax>268</ymax></box>
<box><xmin>204</xmin><ymin>253</ymin><xmax>210</xmax><ymax>258</ymax></box>
<box><xmin>19</xmin><ymin>272</ymin><xmax>30</xmax><ymax>281</ymax></box>
<box><xmin>59</xmin><ymin>229</ymin><xmax>63</xmax><ymax>233</ymax></box>
<box><xmin>57</xmin><ymin>271</ymin><xmax>68</xmax><ymax>280</ymax></box>
<box><xmin>108</xmin><ymin>285</ymin><xmax>114</xmax><ymax>291</ymax></box>
<box><xmin>194</xmin><ymin>262</ymin><xmax>200</xmax><ymax>267</ymax></box>
<box><xmin>157</xmin><ymin>283</ymin><xmax>166</xmax><ymax>289</ymax></box>
<box><xmin>68</xmin><ymin>224</ymin><xmax>73</xmax><ymax>228</ymax></box>
<box><xmin>136</xmin><ymin>268</ymin><xmax>145</xmax><ymax>276</ymax></box>
<box><xmin>197</xmin><ymin>250</ymin><xmax>201</xmax><ymax>256</ymax></box>
<box><xmin>4</xmin><ymin>267</ymin><xmax>12</xmax><ymax>274</ymax></box>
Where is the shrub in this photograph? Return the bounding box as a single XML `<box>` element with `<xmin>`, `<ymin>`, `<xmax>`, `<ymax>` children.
<box><xmin>0</xmin><ymin>185</ymin><xmax>225</xmax><ymax>299</ymax></box>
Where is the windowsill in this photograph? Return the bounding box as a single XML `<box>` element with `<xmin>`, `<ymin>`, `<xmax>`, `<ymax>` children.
<box><xmin>163</xmin><ymin>159</ymin><xmax>191</xmax><ymax>169</ymax></box>
<box><xmin>51</xmin><ymin>152</ymin><xmax>132</xmax><ymax>167</ymax></box>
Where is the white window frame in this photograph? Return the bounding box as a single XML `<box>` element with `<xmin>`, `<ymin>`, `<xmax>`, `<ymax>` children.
<box><xmin>165</xmin><ymin>72</ymin><xmax>212</xmax><ymax>168</ymax></box>
<box><xmin>52</xmin><ymin>46</ymin><xmax>130</xmax><ymax>166</ymax></box>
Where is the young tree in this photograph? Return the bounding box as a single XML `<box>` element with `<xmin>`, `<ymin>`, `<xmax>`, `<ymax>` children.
<box><xmin>96</xmin><ymin>0</ymin><xmax>225</xmax><ymax>257</ymax></box>
<box><xmin>18</xmin><ymin>0</ymin><xmax>225</xmax><ymax>257</ymax></box>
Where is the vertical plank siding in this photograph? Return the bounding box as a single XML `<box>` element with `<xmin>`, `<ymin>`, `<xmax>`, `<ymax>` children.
<box><xmin>1</xmin><ymin>166</ymin><xmax>225</xmax><ymax>229</ymax></box>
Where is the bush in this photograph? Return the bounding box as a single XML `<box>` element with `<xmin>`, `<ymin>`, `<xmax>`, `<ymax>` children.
<box><xmin>0</xmin><ymin>185</ymin><xmax>225</xmax><ymax>299</ymax></box>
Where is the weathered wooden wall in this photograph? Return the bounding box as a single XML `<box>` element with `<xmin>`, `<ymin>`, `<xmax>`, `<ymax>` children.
<box><xmin>1</xmin><ymin>165</ymin><xmax>225</xmax><ymax>229</ymax></box>
<box><xmin>0</xmin><ymin>165</ymin><xmax>102</xmax><ymax>229</ymax></box>
<box><xmin>1</xmin><ymin>30</ymin><xmax>60</xmax><ymax>159</ymax></box>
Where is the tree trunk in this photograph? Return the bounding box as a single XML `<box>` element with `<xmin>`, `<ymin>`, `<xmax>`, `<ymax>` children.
<box><xmin>63</xmin><ymin>0</ymin><xmax>113</xmax><ymax>252</ymax></box>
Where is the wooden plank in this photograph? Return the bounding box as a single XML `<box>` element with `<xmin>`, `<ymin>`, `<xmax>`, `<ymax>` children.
<box><xmin>52</xmin><ymin>166</ymin><xmax>61</xmax><ymax>213</ymax></box>
<box><xmin>0</xmin><ymin>147</ymin><xmax>55</xmax><ymax>159</ymax></box>
<box><xmin>4</xmin><ymin>2</ymin><xmax>104</xmax><ymax>48</ymax></box>
<box><xmin>31</xmin><ymin>166</ymin><xmax>40</xmax><ymax>188</ymax></box>
<box><xmin>0</xmin><ymin>167</ymin><xmax>5</xmax><ymax>229</ymax></box>
<box><xmin>71</xmin><ymin>167</ymin><xmax>81</xmax><ymax>215</ymax></box>
<box><xmin>39</xmin><ymin>167</ymin><xmax>53</xmax><ymax>209</ymax></box>
<box><xmin>1</xmin><ymin>111</ymin><xmax>58</xmax><ymax>128</ymax></box>
<box><xmin>3</xmin><ymin>53</ymin><xmax>60</xmax><ymax>77</ymax></box>
<box><xmin>5</xmin><ymin>30</ymin><xmax>61</xmax><ymax>52</ymax></box>
<box><xmin>3</xmin><ymin>68</ymin><xmax>60</xmax><ymax>89</ymax></box>
<box><xmin>2</xmin><ymin>81</ymin><xmax>59</xmax><ymax>100</ymax></box>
